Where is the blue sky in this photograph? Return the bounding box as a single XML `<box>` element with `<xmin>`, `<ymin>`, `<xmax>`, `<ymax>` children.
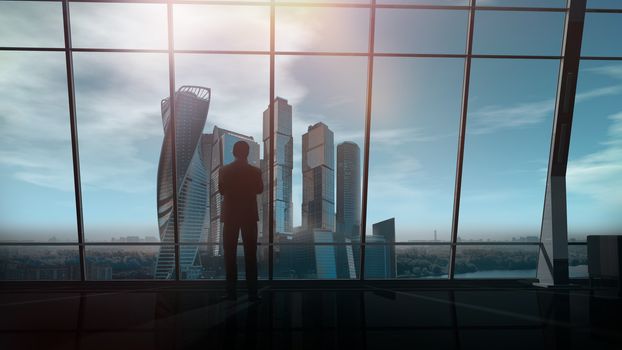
<box><xmin>0</xmin><ymin>2</ymin><xmax>621</xmax><ymax>242</ymax></box>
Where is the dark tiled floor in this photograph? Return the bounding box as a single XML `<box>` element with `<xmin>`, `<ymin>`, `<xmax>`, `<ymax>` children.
<box><xmin>1</xmin><ymin>284</ymin><xmax>621</xmax><ymax>349</ymax></box>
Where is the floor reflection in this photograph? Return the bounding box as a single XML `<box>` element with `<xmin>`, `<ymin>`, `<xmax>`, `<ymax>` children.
<box><xmin>0</xmin><ymin>285</ymin><xmax>621</xmax><ymax>349</ymax></box>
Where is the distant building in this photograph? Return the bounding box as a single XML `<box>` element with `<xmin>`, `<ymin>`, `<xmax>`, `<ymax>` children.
<box><xmin>365</xmin><ymin>218</ymin><xmax>396</xmax><ymax>278</ymax></box>
<box><xmin>87</xmin><ymin>263</ymin><xmax>113</xmax><ymax>280</ymax></box>
<box><xmin>262</xmin><ymin>98</ymin><xmax>294</xmax><ymax>242</ymax></box>
<box><xmin>302</xmin><ymin>123</ymin><xmax>335</xmax><ymax>231</ymax></box>
<box><xmin>293</xmin><ymin>229</ymin><xmax>337</xmax><ymax>279</ymax></box>
<box><xmin>336</xmin><ymin>141</ymin><xmax>361</xmax><ymax>278</ymax></box>
<box><xmin>336</xmin><ymin>141</ymin><xmax>361</xmax><ymax>239</ymax></box>
<box><xmin>155</xmin><ymin>86</ymin><xmax>211</xmax><ymax>279</ymax></box>
<box><xmin>274</xmin><ymin>232</ymin><xmax>296</xmax><ymax>278</ymax></box>
<box><xmin>199</xmin><ymin>134</ymin><xmax>214</xmax><ymax>244</ymax></box>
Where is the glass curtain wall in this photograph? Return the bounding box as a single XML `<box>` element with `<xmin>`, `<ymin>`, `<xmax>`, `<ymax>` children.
<box><xmin>1</xmin><ymin>0</ymin><xmax>614</xmax><ymax>281</ymax></box>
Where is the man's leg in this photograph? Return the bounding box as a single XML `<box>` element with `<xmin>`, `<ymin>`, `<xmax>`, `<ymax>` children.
<box><xmin>241</xmin><ymin>222</ymin><xmax>258</xmax><ymax>297</ymax></box>
<box><xmin>223</xmin><ymin>222</ymin><xmax>239</xmax><ymax>298</ymax></box>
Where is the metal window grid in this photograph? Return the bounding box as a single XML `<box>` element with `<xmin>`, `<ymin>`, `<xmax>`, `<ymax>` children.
<box><xmin>0</xmin><ymin>0</ymin><xmax>606</xmax><ymax>282</ymax></box>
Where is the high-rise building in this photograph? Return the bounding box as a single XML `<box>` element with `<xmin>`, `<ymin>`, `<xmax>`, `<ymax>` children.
<box><xmin>199</xmin><ymin>134</ymin><xmax>213</xmax><ymax>244</ymax></box>
<box><xmin>262</xmin><ymin>98</ymin><xmax>294</xmax><ymax>241</ymax></box>
<box><xmin>207</xmin><ymin>126</ymin><xmax>260</xmax><ymax>257</ymax></box>
<box><xmin>336</xmin><ymin>142</ymin><xmax>361</xmax><ymax>277</ymax></box>
<box><xmin>293</xmin><ymin>229</ymin><xmax>337</xmax><ymax>279</ymax></box>
<box><xmin>302</xmin><ymin>122</ymin><xmax>335</xmax><ymax>231</ymax></box>
<box><xmin>365</xmin><ymin>218</ymin><xmax>396</xmax><ymax>278</ymax></box>
<box><xmin>336</xmin><ymin>142</ymin><xmax>361</xmax><ymax>240</ymax></box>
<box><xmin>155</xmin><ymin>86</ymin><xmax>211</xmax><ymax>279</ymax></box>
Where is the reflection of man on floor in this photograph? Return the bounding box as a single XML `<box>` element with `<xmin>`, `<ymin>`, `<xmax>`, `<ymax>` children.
<box><xmin>219</xmin><ymin>141</ymin><xmax>263</xmax><ymax>301</ymax></box>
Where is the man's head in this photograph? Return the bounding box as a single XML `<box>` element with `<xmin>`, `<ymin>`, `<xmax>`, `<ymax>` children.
<box><xmin>233</xmin><ymin>141</ymin><xmax>250</xmax><ymax>160</ymax></box>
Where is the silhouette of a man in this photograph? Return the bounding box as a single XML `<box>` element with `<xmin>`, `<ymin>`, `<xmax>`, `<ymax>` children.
<box><xmin>218</xmin><ymin>141</ymin><xmax>263</xmax><ymax>301</ymax></box>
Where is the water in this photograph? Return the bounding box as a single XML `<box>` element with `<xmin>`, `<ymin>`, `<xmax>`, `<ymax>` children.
<box><xmin>454</xmin><ymin>265</ymin><xmax>588</xmax><ymax>279</ymax></box>
<box><xmin>415</xmin><ymin>265</ymin><xmax>589</xmax><ymax>279</ymax></box>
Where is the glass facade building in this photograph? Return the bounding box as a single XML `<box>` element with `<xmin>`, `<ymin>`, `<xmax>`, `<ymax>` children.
<box><xmin>262</xmin><ymin>97</ymin><xmax>294</xmax><ymax>240</ymax></box>
<box><xmin>155</xmin><ymin>86</ymin><xmax>210</xmax><ymax>279</ymax></box>
<box><xmin>302</xmin><ymin>122</ymin><xmax>335</xmax><ymax>232</ymax></box>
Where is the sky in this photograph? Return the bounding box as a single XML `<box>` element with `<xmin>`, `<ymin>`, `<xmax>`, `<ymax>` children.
<box><xmin>0</xmin><ymin>1</ymin><xmax>621</xmax><ymax>242</ymax></box>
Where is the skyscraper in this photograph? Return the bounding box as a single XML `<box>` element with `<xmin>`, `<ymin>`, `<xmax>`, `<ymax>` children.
<box><xmin>199</xmin><ymin>134</ymin><xmax>213</xmax><ymax>245</ymax></box>
<box><xmin>262</xmin><ymin>98</ymin><xmax>294</xmax><ymax>241</ymax></box>
<box><xmin>335</xmin><ymin>142</ymin><xmax>361</xmax><ymax>278</ymax></box>
<box><xmin>208</xmin><ymin>126</ymin><xmax>260</xmax><ymax>257</ymax></box>
<box><xmin>365</xmin><ymin>218</ymin><xmax>396</xmax><ymax>278</ymax></box>
<box><xmin>336</xmin><ymin>141</ymin><xmax>361</xmax><ymax>239</ymax></box>
<box><xmin>302</xmin><ymin>122</ymin><xmax>335</xmax><ymax>231</ymax></box>
<box><xmin>155</xmin><ymin>86</ymin><xmax>211</xmax><ymax>279</ymax></box>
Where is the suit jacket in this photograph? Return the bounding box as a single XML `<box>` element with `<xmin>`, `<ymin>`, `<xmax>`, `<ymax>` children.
<box><xmin>218</xmin><ymin>160</ymin><xmax>263</xmax><ymax>224</ymax></box>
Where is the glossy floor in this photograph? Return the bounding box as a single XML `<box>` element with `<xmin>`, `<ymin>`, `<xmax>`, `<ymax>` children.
<box><xmin>1</xmin><ymin>283</ymin><xmax>621</xmax><ymax>349</ymax></box>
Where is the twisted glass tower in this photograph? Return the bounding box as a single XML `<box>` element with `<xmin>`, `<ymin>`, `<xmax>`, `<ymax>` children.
<box><xmin>155</xmin><ymin>86</ymin><xmax>211</xmax><ymax>279</ymax></box>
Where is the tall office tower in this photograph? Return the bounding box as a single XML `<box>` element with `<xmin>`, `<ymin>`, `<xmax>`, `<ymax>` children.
<box><xmin>262</xmin><ymin>98</ymin><xmax>294</xmax><ymax>241</ymax></box>
<box><xmin>208</xmin><ymin>126</ymin><xmax>260</xmax><ymax>257</ymax></box>
<box><xmin>155</xmin><ymin>86</ymin><xmax>211</xmax><ymax>280</ymax></box>
<box><xmin>365</xmin><ymin>218</ymin><xmax>396</xmax><ymax>278</ymax></box>
<box><xmin>336</xmin><ymin>142</ymin><xmax>361</xmax><ymax>239</ymax></box>
<box><xmin>302</xmin><ymin>122</ymin><xmax>335</xmax><ymax>231</ymax></box>
<box><xmin>336</xmin><ymin>141</ymin><xmax>361</xmax><ymax>277</ymax></box>
<box><xmin>199</xmin><ymin>134</ymin><xmax>213</xmax><ymax>244</ymax></box>
<box><xmin>293</xmin><ymin>229</ymin><xmax>338</xmax><ymax>279</ymax></box>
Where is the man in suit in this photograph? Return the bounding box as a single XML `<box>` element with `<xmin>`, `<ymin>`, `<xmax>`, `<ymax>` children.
<box><xmin>218</xmin><ymin>141</ymin><xmax>263</xmax><ymax>301</ymax></box>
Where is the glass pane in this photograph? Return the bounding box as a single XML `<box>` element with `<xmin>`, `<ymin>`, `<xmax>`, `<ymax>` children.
<box><xmin>275</xmin><ymin>7</ymin><xmax>369</xmax><ymax>53</ymax></box>
<box><xmin>0</xmin><ymin>246</ymin><xmax>80</xmax><ymax>280</ymax></box>
<box><xmin>454</xmin><ymin>245</ymin><xmax>538</xmax><ymax>279</ymax></box>
<box><xmin>476</xmin><ymin>0</ymin><xmax>566</xmax><ymax>7</ymax></box>
<box><xmin>85</xmin><ymin>245</ymin><xmax>167</xmax><ymax>280</ymax></box>
<box><xmin>275</xmin><ymin>55</ymin><xmax>367</xmax><ymax>278</ymax></box>
<box><xmin>73</xmin><ymin>53</ymin><xmax>169</xmax><ymax>244</ymax></box>
<box><xmin>395</xmin><ymin>245</ymin><xmax>450</xmax><ymax>279</ymax></box>
<box><xmin>175</xmin><ymin>54</ymin><xmax>267</xmax><ymax>265</ymax></box>
<box><xmin>274</xmin><ymin>244</ymin><xmax>358</xmax><ymax>279</ymax></box>
<box><xmin>183</xmin><ymin>244</ymin><xmax>268</xmax><ymax>280</ymax></box>
<box><xmin>459</xmin><ymin>59</ymin><xmax>559</xmax><ymax>241</ymax></box>
<box><xmin>276</xmin><ymin>0</ymin><xmax>369</xmax><ymax>3</ymax></box>
<box><xmin>0</xmin><ymin>52</ymin><xmax>78</xmax><ymax>243</ymax></box>
<box><xmin>368</xmin><ymin>58</ymin><xmax>464</xmax><ymax>242</ymax></box>
<box><xmin>569</xmin><ymin>244</ymin><xmax>588</xmax><ymax>278</ymax></box>
<box><xmin>588</xmin><ymin>0</ymin><xmax>622</xmax><ymax>9</ymax></box>
<box><xmin>70</xmin><ymin>3</ymin><xmax>167</xmax><ymax>49</ymax></box>
<box><xmin>567</xmin><ymin>61</ymin><xmax>622</xmax><ymax>240</ymax></box>
<box><xmin>375</xmin><ymin>9</ymin><xmax>468</xmax><ymax>54</ymax></box>
<box><xmin>581</xmin><ymin>13</ymin><xmax>622</xmax><ymax>57</ymax></box>
<box><xmin>0</xmin><ymin>1</ymin><xmax>64</xmax><ymax>48</ymax></box>
<box><xmin>473</xmin><ymin>11</ymin><xmax>565</xmax><ymax>56</ymax></box>
<box><xmin>174</xmin><ymin>5</ymin><xmax>270</xmax><ymax>51</ymax></box>
<box><xmin>376</xmin><ymin>0</ymin><xmax>466</xmax><ymax>4</ymax></box>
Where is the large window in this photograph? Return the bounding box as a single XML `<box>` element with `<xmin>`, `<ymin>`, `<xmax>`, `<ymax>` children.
<box><xmin>1</xmin><ymin>0</ymin><xmax>615</xmax><ymax>281</ymax></box>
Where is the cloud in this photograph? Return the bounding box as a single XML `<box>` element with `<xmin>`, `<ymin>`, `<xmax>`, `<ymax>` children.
<box><xmin>469</xmin><ymin>63</ymin><xmax>622</xmax><ymax>135</ymax></box>
<box><xmin>0</xmin><ymin>6</ymin><xmax>326</xmax><ymax>196</ymax></box>
<box><xmin>0</xmin><ymin>52</ymin><xmax>75</xmax><ymax>191</ymax></box>
<box><xmin>585</xmin><ymin>64</ymin><xmax>622</xmax><ymax>80</ymax></box>
<box><xmin>567</xmin><ymin>111</ymin><xmax>622</xmax><ymax>206</ymax></box>
<box><xmin>468</xmin><ymin>99</ymin><xmax>555</xmax><ymax>135</ymax></box>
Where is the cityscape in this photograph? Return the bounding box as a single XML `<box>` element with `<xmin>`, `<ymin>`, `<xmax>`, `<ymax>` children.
<box><xmin>0</xmin><ymin>85</ymin><xmax>589</xmax><ymax>281</ymax></box>
<box><xmin>155</xmin><ymin>85</ymin><xmax>394</xmax><ymax>280</ymax></box>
